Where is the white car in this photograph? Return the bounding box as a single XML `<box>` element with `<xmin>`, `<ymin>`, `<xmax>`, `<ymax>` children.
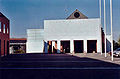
<box><xmin>113</xmin><ymin>48</ymin><xmax>120</xmax><ymax>57</ymax></box>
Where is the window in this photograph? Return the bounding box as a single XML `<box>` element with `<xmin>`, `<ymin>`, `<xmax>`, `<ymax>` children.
<box><xmin>74</xmin><ymin>12</ymin><xmax>80</xmax><ymax>18</ymax></box>
<box><xmin>0</xmin><ymin>39</ymin><xmax>1</xmax><ymax>56</ymax></box>
<box><xmin>7</xmin><ymin>41</ymin><xmax>9</xmax><ymax>55</ymax></box>
<box><xmin>4</xmin><ymin>40</ymin><xmax>5</xmax><ymax>56</ymax></box>
<box><xmin>0</xmin><ymin>22</ymin><xmax>1</xmax><ymax>32</ymax></box>
<box><xmin>3</xmin><ymin>24</ymin><xmax>5</xmax><ymax>33</ymax></box>
<box><xmin>7</xmin><ymin>26</ymin><xmax>9</xmax><ymax>34</ymax></box>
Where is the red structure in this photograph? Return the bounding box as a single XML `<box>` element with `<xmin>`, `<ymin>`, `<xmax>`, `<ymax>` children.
<box><xmin>0</xmin><ymin>12</ymin><xmax>10</xmax><ymax>57</ymax></box>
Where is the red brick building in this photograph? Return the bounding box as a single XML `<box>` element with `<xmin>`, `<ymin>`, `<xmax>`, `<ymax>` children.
<box><xmin>0</xmin><ymin>12</ymin><xmax>10</xmax><ymax>57</ymax></box>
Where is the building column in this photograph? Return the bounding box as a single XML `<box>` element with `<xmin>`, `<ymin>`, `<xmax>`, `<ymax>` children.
<box><xmin>57</xmin><ymin>40</ymin><xmax>60</xmax><ymax>53</ymax></box>
<box><xmin>44</xmin><ymin>40</ymin><xmax>48</xmax><ymax>53</ymax></box>
<box><xmin>84</xmin><ymin>40</ymin><xmax>87</xmax><ymax>53</ymax></box>
<box><xmin>70</xmin><ymin>40</ymin><xmax>74</xmax><ymax>54</ymax></box>
<box><xmin>97</xmin><ymin>40</ymin><xmax>101</xmax><ymax>53</ymax></box>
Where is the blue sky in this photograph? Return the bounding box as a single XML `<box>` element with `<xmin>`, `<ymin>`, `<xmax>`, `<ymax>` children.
<box><xmin>0</xmin><ymin>0</ymin><xmax>120</xmax><ymax>41</ymax></box>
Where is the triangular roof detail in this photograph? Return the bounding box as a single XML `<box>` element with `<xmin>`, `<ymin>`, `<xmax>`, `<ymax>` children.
<box><xmin>0</xmin><ymin>12</ymin><xmax>9</xmax><ymax>20</ymax></box>
<box><xmin>66</xmin><ymin>9</ymin><xmax>88</xmax><ymax>19</ymax></box>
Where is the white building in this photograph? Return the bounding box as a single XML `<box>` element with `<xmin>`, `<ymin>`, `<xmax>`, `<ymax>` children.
<box><xmin>27</xmin><ymin>9</ymin><xmax>110</xmax><ymax>53</ymax></box>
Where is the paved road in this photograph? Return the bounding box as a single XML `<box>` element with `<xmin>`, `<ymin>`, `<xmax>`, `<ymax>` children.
<box><xmin>0</xmin><ymin>53</ymin><xmax>120</xmax><ymax>79</ymax></box>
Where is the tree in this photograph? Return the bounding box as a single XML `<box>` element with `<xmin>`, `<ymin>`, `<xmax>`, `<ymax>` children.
<box><xmin>113</xmin><ymin>40</ymin><xmax>119</xmax><ymax>50</ymax></box>
<box><xmin>118</xmin><ymin>36</ymin><xmax>120</xmax><ymax>47</ymax></box>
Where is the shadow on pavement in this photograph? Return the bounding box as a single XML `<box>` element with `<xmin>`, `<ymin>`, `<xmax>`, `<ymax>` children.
<box><xmin>0</xmin><ymin>53</ymin><xmax>120</xmax><ymax>79</ymax></box>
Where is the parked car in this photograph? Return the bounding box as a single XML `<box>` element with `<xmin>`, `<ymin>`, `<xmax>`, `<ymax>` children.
<box><xmin>113</xmin><ymin>48</ymin><xmax>120</xmax><ymax>57</ymax></box>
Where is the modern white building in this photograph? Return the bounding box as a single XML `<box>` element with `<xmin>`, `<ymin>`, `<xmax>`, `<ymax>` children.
<box><xmin>27</xmin><ymin>29</ymin><xmax>44</xmax><ymax>53</ymax></box>
<box><xmin>27</xmin><ymin>9</ymin><xmax>111</xmax><ymax>53</ymax></box>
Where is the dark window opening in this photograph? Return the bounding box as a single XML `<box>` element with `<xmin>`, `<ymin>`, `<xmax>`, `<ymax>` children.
<box><xmin>48</xmin><ymin>41</ymin><xmax>52</xmax><ymax>53</ymax></box>
<box><xmin>74</xmin><ymin>40</ymin><xmax>83</xmax><ymax>53</ymax></box>
<box><xmin>87</xmin><ymin>40</ymin><xmax>97</xmax><ymax>53</ymax></box>
<box><xmin>74</xmin><ymin>12</ymin><xmax>80</xmax><ymax>18</ymax></box>
<box><xmin>0</xmin><ymin>40</ymin><xmax>1</xmax><ymax>56</ymax></box>
<box><xmin>61</xmin><ymin>41</ymin><xmax>70</xmax><ymax>53</ymax></box>
<box><xmin>53</xmin><ymin>41</ymin><xmax>57</xmax><ymax>53</ymax></box>
<box><xmin>7</xmin><ymin>41</ymin><xmax>9</xmax><ymax>55</ymax></box>
<box><xmin>4</xmin><ymin>40</ymin><xmax>5</xmax><ymax>56</ymax></box>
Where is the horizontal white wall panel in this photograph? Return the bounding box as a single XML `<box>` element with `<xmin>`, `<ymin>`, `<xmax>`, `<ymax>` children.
<box><xmin>44</xmin><ymin>19</ymin><xmax>101</xmax><ymax>40</ymax></box>
<box><xmin>27</xmin><ymin>29</ymin><xmax>44</xmax><ymax>53</ymax></box>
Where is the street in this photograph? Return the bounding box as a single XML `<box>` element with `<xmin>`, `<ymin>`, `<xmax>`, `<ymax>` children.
<box><xmin>0</xmin><ymin>53</ymin><xmax>120</xmax><ymax>79</ymax></box>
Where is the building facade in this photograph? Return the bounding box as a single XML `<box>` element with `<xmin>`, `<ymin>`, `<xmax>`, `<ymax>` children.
<box><xmin>27</xmin><ymin>9</ymin><xmax>109</xmax><ymax>53</ymax></box>
<box><xmin>27</xmin><ymin>29</ymin><xmax>44</xmax><ymax>53</ymax></box>
<box><xmin>0</xmin><ymin>12</ymin><xmax>10</xmax><ymax>56</ymax></box>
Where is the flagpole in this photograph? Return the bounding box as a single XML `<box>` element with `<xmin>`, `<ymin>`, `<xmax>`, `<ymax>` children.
<box><xmin>99</xmin><ymin>0</ymin><xmax>102</xmax><ymax>22</ymax></box>
<box><xmin>99</xmin><ymin>0</ymin><xmax>102</xmax><ymax>55</ymax></box>
<box><xmin>104</xmin><ymin>0</ymin><xmax>107</xmax><ymax>57</ymax></box>
<box><xmin>110</xmin><ymin>0</ymin><xmax>113</xmax><ymax>61</ymax></box>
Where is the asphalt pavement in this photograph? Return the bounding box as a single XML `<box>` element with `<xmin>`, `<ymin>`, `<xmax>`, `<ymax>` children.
<box><xmin>0</xmin><ymin>53</ymin><xmax>120</xmax><ymax>79</ymax></box>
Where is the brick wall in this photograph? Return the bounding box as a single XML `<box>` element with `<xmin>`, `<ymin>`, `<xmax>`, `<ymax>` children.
<box><xmin>0</xmin><ymin>12</ymin><xmax>10</xmax><ymax>56</ymax></box>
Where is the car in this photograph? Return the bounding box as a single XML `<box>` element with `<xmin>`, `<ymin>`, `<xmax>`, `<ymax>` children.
<box><xmin>113</xmin><ymin>48</ymin><xmax>120</xmax><ymax>57</ymax></box>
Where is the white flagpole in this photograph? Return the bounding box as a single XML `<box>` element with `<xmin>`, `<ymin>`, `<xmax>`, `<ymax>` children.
<box><xmin>110</xmin><ymin>0</ymin><xmax>113</xmax><ymax>61</ymax></box>
<box><xmin>104</xmin><ymin>0</ymin><xmax>107</xmax><ymax>57</ymax></box>
<box><xmin>99</xmin><ymin>0</ymin><xmax>102</xmax><ymax>22</ymax></box>
<box><xmin>99</xmin><ymin>0</ymin><xmax>102</xmax><ymax>55</ymax></box>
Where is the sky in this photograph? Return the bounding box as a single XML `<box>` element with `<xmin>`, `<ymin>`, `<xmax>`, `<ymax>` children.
<box><xmin>0</xmin><ymin>0</ymin><xmax>120</xmax><ymax>41</ymax></box>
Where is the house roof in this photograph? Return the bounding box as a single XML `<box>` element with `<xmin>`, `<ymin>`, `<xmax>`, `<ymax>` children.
<box><xmin>0</xmin><ymin>12</ymin><xmax>9</xmax><ymax>20</ymax></box>
<box><xmin>66</xmin><ymin>9</ymin><xmax>88</xmax><ymax>19</ymax></box>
